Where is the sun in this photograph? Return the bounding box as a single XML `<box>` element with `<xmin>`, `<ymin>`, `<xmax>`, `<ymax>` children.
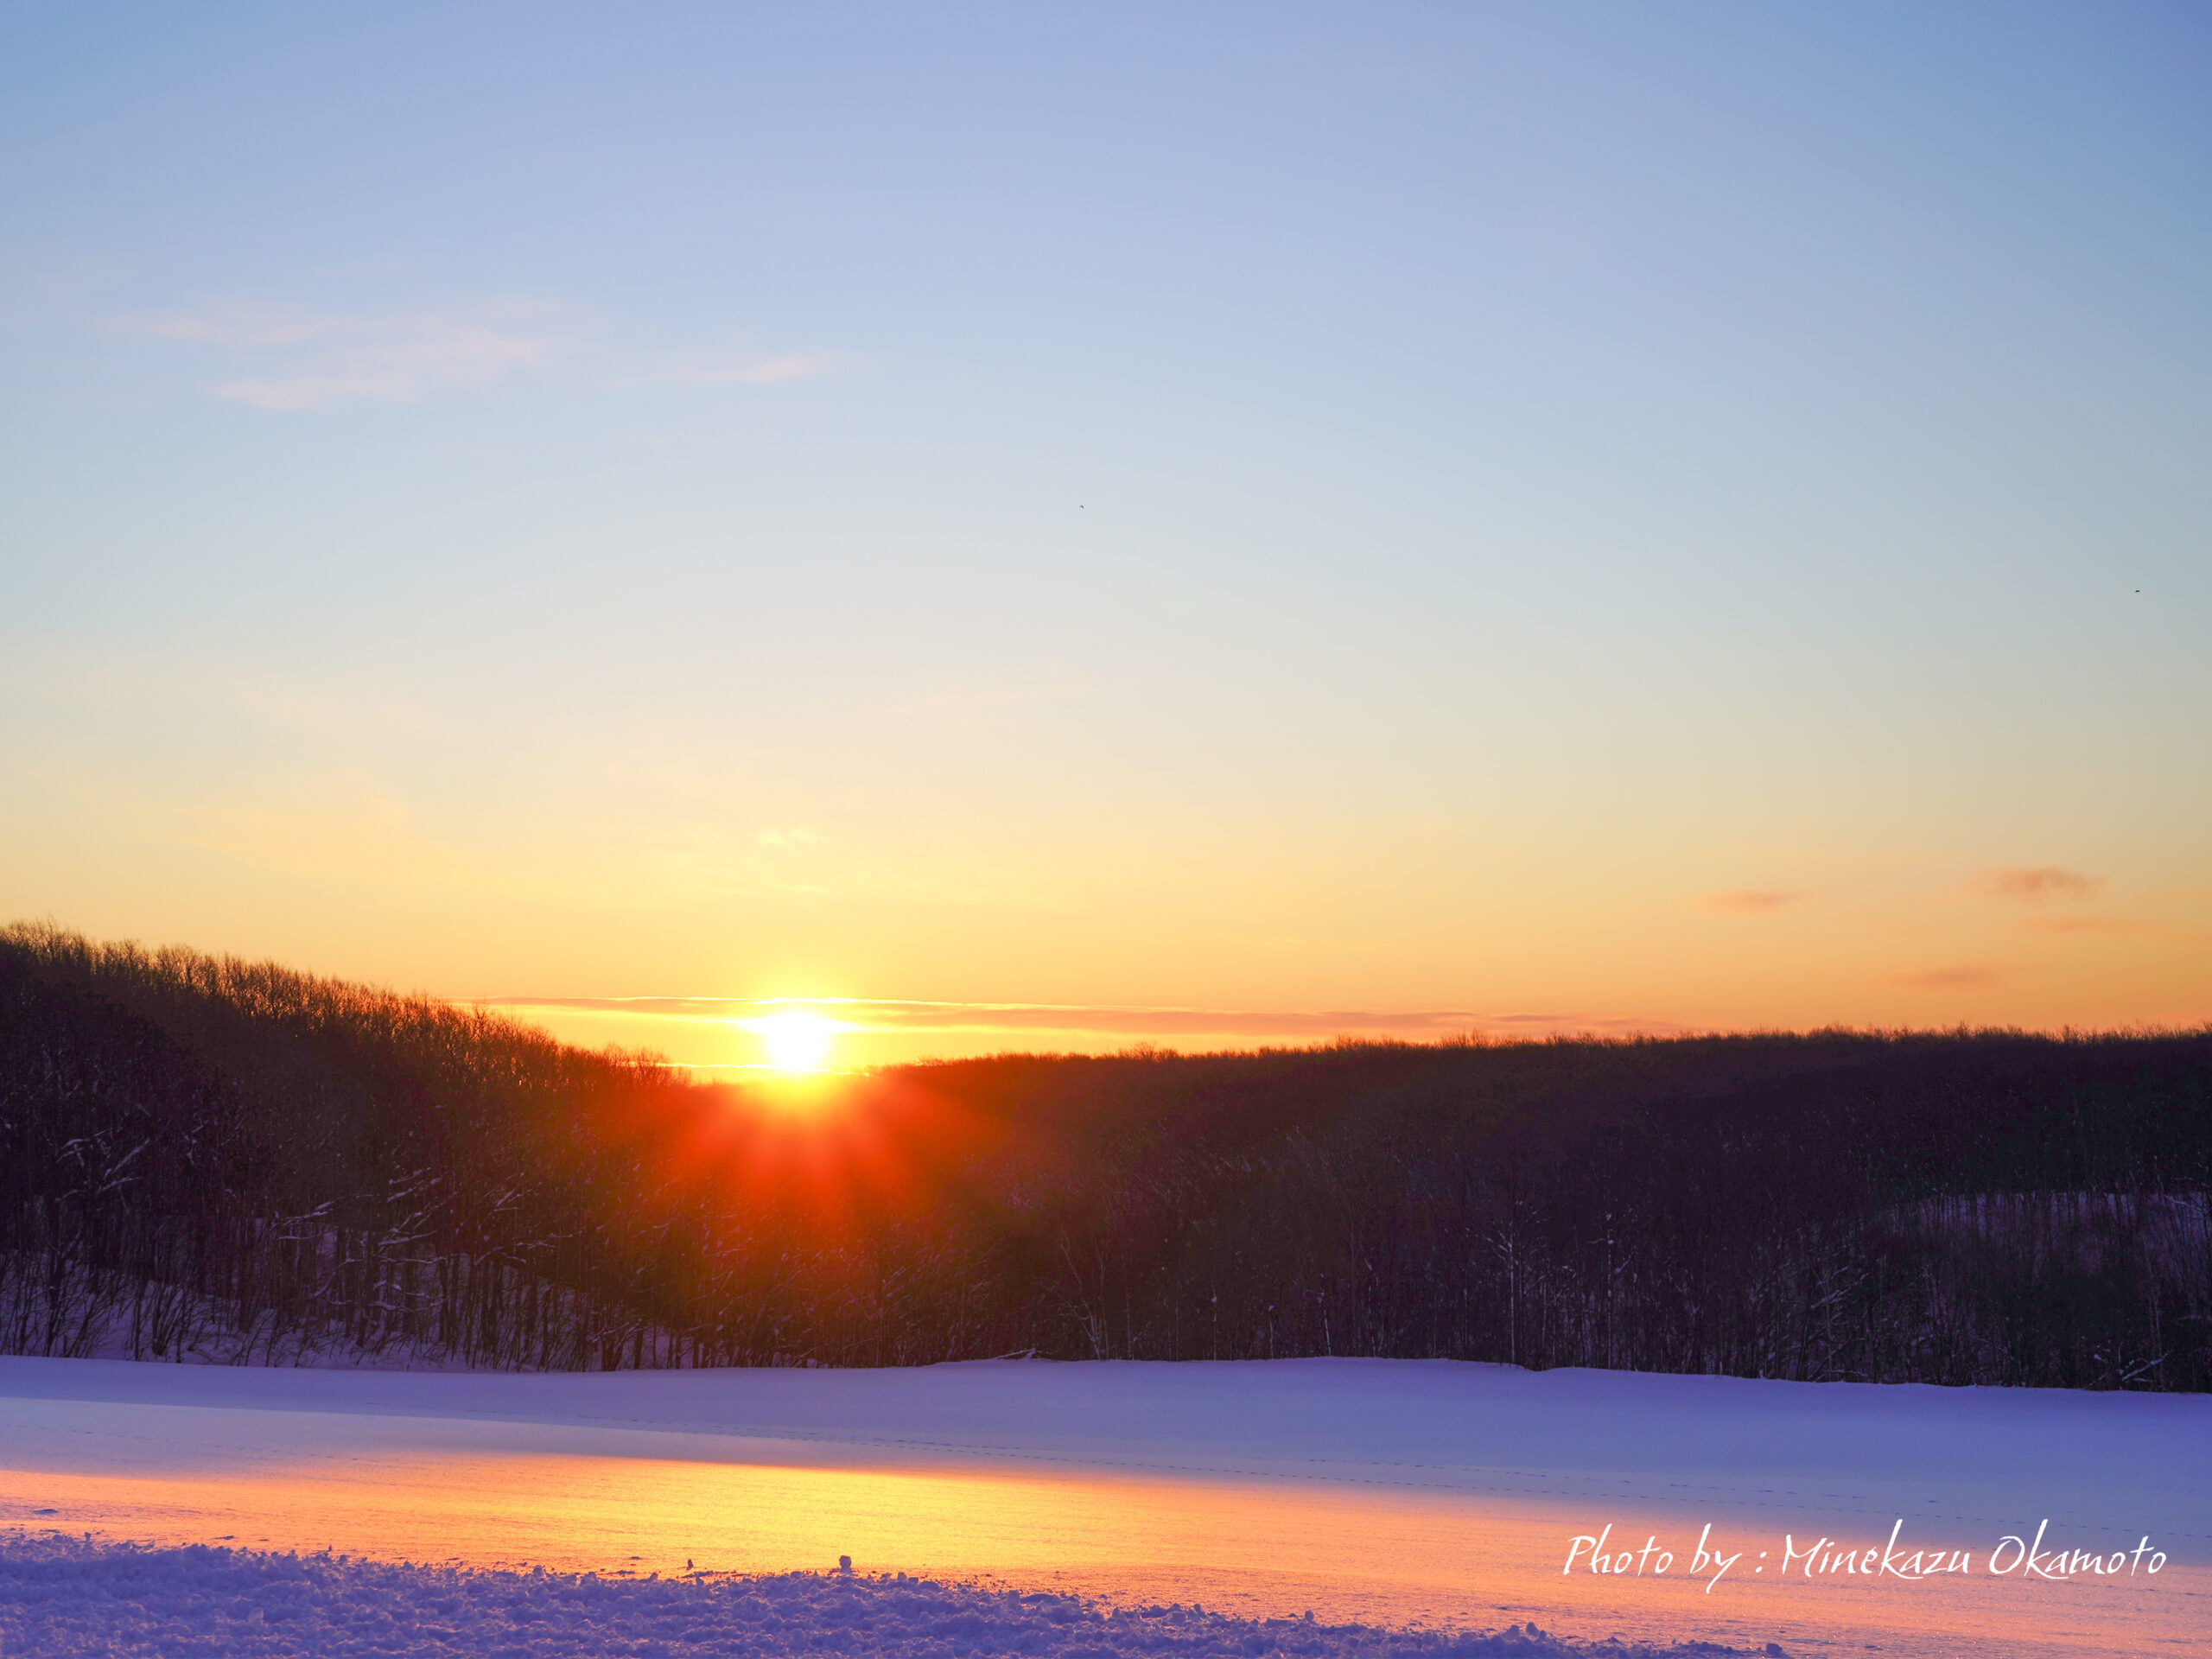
<box><xmin>747</xmin><ymin>1012</ymin><xmax>842</xmax><ymax>1072</ymax></box>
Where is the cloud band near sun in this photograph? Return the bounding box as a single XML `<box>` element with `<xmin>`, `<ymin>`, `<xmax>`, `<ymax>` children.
<box><xmin>478</xmin><ymin>996</ymin><xmax>1678</xmax><ymax>1043</ymax></box>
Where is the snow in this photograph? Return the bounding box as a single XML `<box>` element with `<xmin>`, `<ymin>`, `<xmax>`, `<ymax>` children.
<box><xmin>0</xmin><ymin>1533</ymin><xmax>1692</xmax><ymax>1657</ymax></box>
<box><xmin>2</xmin><ymin>1357</ymin><xmax>2204</xmax><ymax>1657</ymax></box>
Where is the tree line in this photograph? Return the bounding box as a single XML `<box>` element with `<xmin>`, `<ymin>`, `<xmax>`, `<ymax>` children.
<box><xmin>3</xmin><ymin>922</ymin><xmax>2207</xmax><ymax>1387</ymax></box>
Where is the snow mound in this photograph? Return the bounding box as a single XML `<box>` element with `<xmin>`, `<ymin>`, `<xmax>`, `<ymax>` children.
<box><xmin>0</xmin><ymin>1531</ymin><xmax>1754</xmax><ymax>1658</ymax></box>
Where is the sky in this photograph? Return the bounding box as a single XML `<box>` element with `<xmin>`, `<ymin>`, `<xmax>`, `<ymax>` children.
<box><xmin>3</xmin><ymin>3</ymin><xmax>2208</xmax><ymax>1070</ymax></box>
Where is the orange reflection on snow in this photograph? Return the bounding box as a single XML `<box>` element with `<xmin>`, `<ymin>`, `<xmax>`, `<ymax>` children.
<box><xmin>10</xmin><ymin>1452</ymin><xmax>2194</xmax><ymax>1659</ymax></box>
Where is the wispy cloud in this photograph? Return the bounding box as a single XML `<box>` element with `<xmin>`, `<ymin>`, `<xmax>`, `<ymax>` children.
<box><xmin>2031</xmin><ymin>917</ymin><xmax>2151</xmax><ymax>936</ymax></box>
<box><xmin>1971</xmin><ymin>866</ymin><xmax>2101</xmax><ymax>903</ymax></box>
<box><xmin>127</xmin><ymin>299</ymin><xmax>554</xmax><ymax>409</ymax></box>
<box><xmin>620</xmin><ymin>350</ymin><xmax>843</xmax><ymax>388</ymax></box>
<box><xmin>479</xmin><ymin>996</ymin><xmax>1680</xmax><ymax>1044</ymax></box>
<box><xmin>1698</xmin><ymin>890</ymin><xmax>1800</xmax><ymax>914</ymax></box>
<box><xmin>114</xmin><ymin>296</ymin><xmax>844</xmax><ymax>408</ymax></box>
<box><xmin>1890</xmin><ymin>964</ymin><xmax>2014</xmax><ymax>990</ymax></box>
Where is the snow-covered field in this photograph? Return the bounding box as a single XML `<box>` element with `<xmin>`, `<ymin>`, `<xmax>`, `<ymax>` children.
<box><xmin>1</xmin><ymin>1357</ymin><xmax>2204</xmax><ymax>1657</ymax></box>
<box><xmin>0</xmin><ymin>1533</ymin><xmax>1700</xmax><ymax>1658</ymax></box>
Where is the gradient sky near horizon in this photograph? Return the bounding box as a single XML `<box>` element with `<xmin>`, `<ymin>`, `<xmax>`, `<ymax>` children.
<box><xmin>3</xmin><ymin>3</ymin><xmax>2209</xmax><ymax>1070</ymax></box>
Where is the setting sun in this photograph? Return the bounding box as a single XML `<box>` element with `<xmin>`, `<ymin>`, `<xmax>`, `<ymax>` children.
<box><xmin>747</xmin><ymin>1011</ymin><xmax>842</xmax><ymax>1071</ymax></box>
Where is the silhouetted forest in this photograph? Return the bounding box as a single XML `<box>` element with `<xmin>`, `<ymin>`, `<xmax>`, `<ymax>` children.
<box><xmin>3</xmin><ymin>923</ymin><xmax>2208</xmax><ymax>1388</ymax></box>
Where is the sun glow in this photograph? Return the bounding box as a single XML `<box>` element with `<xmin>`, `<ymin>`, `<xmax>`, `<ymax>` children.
<box><xmin>747</xmin><ymin>1011</ymin><xmax>843</xmax><ymax>1072</ymax></box>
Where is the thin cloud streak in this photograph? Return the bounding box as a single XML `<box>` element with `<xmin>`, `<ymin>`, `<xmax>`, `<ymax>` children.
<box><xmin>123</xmin><ymin>298</ymin><xmax>842</xmax><ymax>405</ymax></box>
<box><xmin>1972</xmin><ymin>866</ymin><xmax>2101</xmax><ymax>903</ymax></box>
<box><xmin>1698</xmin><ymin>890</ymin><xmax>1800</xmax><ymax>914</ymax></box>
<box><xmin>126</xmin><ymin>299</ymin><xmax>554</xmax><ymax>408</ymax></box>
<box><xmin>480</xmin><ymin>995</ymin><xmax>1678</xmax><ymax>1041</ymax></box>
<box><xmin>620</xmin><ymin>351</ymin><xmax>843</xmax><ymax>387</ymax></box>
<box><xmin>1890</xmin><ymin>964</ymin><xmax>2015</xmax><ymax>990</ymax></box>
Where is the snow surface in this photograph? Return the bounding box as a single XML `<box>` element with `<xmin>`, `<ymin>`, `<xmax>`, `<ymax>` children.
<box><xmin>1</xmin><ymin>1357</ymin><xmax>2204</xmax><ymax>1658</ymax></box>
<box><xmin>0</xmin><ymin>1533</ymin><xmax>1710</xmax><ymax>1658</ymax></box>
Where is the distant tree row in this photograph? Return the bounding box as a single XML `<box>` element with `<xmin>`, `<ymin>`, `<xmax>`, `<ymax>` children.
<box><xmin>3</xmin><ymin>922</ymin><xmax>2208</xmax><ymax>1387</ymax></box>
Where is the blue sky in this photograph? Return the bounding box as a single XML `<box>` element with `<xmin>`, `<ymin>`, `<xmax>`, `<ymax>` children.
<box><xmin>3</xmin><ymin>3</ymin><xmax>2208</xmax><ymax>1064</ymax></box>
